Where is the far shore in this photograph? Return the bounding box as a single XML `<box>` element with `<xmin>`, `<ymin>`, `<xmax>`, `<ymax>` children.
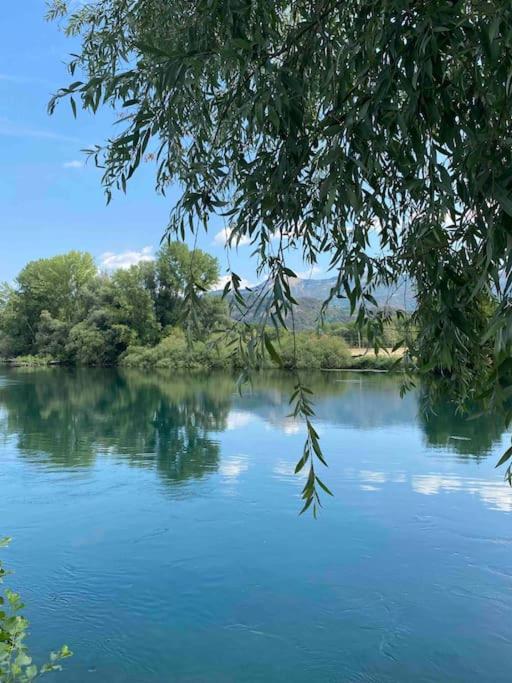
<box><xmin>0</xmin><ymin>347</ymin><xmax>404</xmax><ymax>372</ymax></box>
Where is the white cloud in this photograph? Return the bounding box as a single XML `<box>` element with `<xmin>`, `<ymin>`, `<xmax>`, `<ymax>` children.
<box><xmin>412</xmin><ymin>474</ymin><xmax>460</xmax><ymax>496</ymax></box>
<box><xmin>273</xmin><ymin>460</ymin><xmax>307</xmax><ymax>479</ymax></box>
<box><xmin>281</xmin><ymin>418</ymin><xmax>302</xmax><ymax>435</ymax></box>
<box><xmin>219</xmin><ymin>456</ymin><xmax>249</xmax><ymax>478</ymax></box>
<box><xmin>211</xmin><ymin>274</ymin><xmax>253</xmax><ymax>291</ymax></box>
<box><xmin>348</xmin><ymin>468</ymin><xmax>512</xmax><ymax>512</ymax></box>
<box><xmin>226</xmin><ymin>410</ymin><xmax>254</xmax><ymax>431</ymax></box>
<box><xmin>213</xmin><ymin>227</ymin><xmax>251</xmax><ymax>247</ymax></box>
<box><xmin>63</xmin><ymin>160</ymin><xmax>83</xmax><ymax>169</ymax></box>
<box><xmin>359</xmin><ymin>469</ymin><xmax>387</xmax><ymax>484</ymax></box>
<box><xmin>100</xmin><ymin>246</ymin><xmax>154</xmax><ymax>271</ymax></box>
<box><xmin>0</xmin><ymin>73</ymin><xmax>22</xmax><ymax>82</ymax></box>
<box><xmin>412</xmin><ymin>474</ymin><xmax>512</xmax><ymax>512</ymax></box>
<box><xmin>296</xmin><ymin>265</ymin><xmax>323</xmax><ymax>279</ymax></box>
<box><xmin>478</xmin><ymin>485</ymin><xmax>512</xmax><ymax>513</ymax></box>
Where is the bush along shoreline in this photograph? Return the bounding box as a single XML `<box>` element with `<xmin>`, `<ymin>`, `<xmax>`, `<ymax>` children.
<box><xmin>1</xmin><ymin>330</ymin><xmax>402</xmax><ymax>372</ymax></box>
<box><xmin>0</xmin><ymin>248</ymin><xmax>406</xmax><ymax>373</ymax></box>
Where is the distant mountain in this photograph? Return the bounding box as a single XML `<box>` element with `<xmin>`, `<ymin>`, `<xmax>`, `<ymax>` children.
<box><xmin>217</xmin><ymin>275</ymin><xmax>416</xmax><ymax>330</ymax></box>
<box><xmin>250</xmin><ymin>276</ymin><xmax>416</xmax><ymax>310</ymax></box>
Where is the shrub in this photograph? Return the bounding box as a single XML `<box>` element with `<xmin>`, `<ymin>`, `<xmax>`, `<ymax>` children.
<box><xmin>3</xmin><ymin>355</ymin><xmax>54</xmax><ymax>367</ymax></box>
<box><xmin>35</xmin><ymin>312</ymin><xmax>70</xmax><ymax>362</ymax></box>
<box><xmin>120</xmin><ymin>328</ymin><xmax>235</xmax><ymax>370</ymax></box>
<box><xmin>65</xmin><ymin>322</ymin><xmax>109</xmax><ymax>366</ymax></box>
<box><xmin>348</xmin><ymin>353</ymin><xmax>402</xmax><ymax>370</ymax></box>
<box><xmin>278</xmin><ymin>332</ymin><xmax>350</xmax><ymax>369</ymax></box>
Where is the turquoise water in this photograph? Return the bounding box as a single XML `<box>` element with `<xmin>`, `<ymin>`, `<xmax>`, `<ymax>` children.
<box><xmin>1</xmin><ymin>368</ymin><xmax>512</xmax><ymax>682</ymax></box>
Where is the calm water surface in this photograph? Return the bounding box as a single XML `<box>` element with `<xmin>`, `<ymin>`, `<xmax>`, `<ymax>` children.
<box><xmin>1</xmin><ymin>368</ymin><xmax>511</xmax><ymax>682</ymax></box>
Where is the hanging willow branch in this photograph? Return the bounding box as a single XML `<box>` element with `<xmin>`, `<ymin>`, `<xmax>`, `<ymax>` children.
<box><xmin>47</xmin><ymin>0</ymin><xmax>512</xmax><ymax>503</ymax></box>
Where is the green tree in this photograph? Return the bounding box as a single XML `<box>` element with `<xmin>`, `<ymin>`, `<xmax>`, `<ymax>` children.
<box><xmin>154</xmin><ymin>242</ymin><xmax>219</xmax><ymax>329</ymax></box>
<box><xmin>277</xmin><ymin>331</ymin><xmax>350</xmax><ymax>369</ymax></box>
<box><xmin>0</xmin><ymin>285</ymin><xmax>26</xmax><ymax>357</ymax></box>
<box><xmin>46</xmin><ymin>0</ymin><xmax>512</xmax><ymax>383</ymax></box>
<box><xmin>5</xmin><ymin>252</ymin><xmax>96</xmax><ymax>354</ymax></box>
<box><xmin>193</xmin><ymin>295</ymin><xmax>230</xmax><ymax>340</ymax></box>
<box><xmin>65</xmin><ymin>320</ymin><xmax>115</xmax><ymax>365</ymax></box>
<box><xmin>0</xmin><ymin>247</ymin><xmax>224</xmax><ymax>366</ymax></box>
<box><xmin>109</xmin><ymin>264</ymin><xmax>160</xmax><ymax>344</ymax></box>
<box><xmin>47</xmin><ymin>0</ymin><xmax>512</xmax><ymax>510</ymax></box>
<box><xmin>35</xmin><ymin>311</ymin><xmax>71</xmax><ymax>361</ymax></box>
<box><xmin>63</xmin><ymin>265</ymin><xmax>159</xmax><ymax>365</ymax></box>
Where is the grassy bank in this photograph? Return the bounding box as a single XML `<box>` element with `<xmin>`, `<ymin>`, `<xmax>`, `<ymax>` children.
<box><xmin>346</xmin><ymin>348</ymin><xmax>404</xmax><ymax>371</ymax></box>
<box><xmin>1</xmin><ymin>339</ymin><xmax>404</xmax><ymax>372</ymax></box>
<box><xmin>0</xmin><ymin>355</ymin><xmax>57</xmax><ymax>367</ymax></box>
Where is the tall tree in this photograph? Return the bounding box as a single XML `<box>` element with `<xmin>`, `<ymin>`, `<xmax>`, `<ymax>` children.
<box><xmin>109</xmin><ymin>264</ymin><xmax>161</xmax><ymax>344</ymax></box>
<box><xmin>3</xmin><ymin>251</ymin><xmax>96</xmax><ymax>354</ymax></box>
<box><xmin>155</xmin><ymin>242</ymin><xmax>219</xmax><ymax>328</ymax></box>
<box><xmin>48</xmin><ymin>0</ymin><xmax>512</xmax><ymax>509</ymax></box>
<box><xmin>65</xmin><ymin>264</ymin><xmax>160</xmax><ymax>364</ymax></box>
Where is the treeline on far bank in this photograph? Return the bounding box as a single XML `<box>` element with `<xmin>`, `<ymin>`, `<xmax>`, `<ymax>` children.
<box><xmin>0</xmin><ymin>247</ymin><xmax>403</xmax><ymax>371</ymax></box>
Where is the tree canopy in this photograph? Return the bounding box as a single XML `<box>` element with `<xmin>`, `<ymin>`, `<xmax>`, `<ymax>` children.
<box><xmin>1</xmin><ymin>251</ymin><xmax>96</xmax><ymax>355</ymax></box>
<box><xmin>0</xmin><ymin>244</ymin><xmax>224</xmax><ymax>365</ymax></box>
<box><xmin>47</xmin><ymin>0</ymin><xmax>512</xmax><ymax>511</ymax></box>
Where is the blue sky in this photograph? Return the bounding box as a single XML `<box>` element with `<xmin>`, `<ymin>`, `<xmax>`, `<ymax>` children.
<box><xmin>0</xmin><ymin>1</ymin><xmax>329</xmax><ymax>287</ymax></box>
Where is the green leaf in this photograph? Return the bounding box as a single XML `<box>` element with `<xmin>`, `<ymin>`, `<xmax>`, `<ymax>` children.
<box><xmin>264</xmin><ymin>333</ymin><xmax>282</xmax><ymax>366</ymax></box>
<box><xmin>25</xmin><ymin>664</ymin><xmax>38</xmax><ymax>679</ymax></box>
<box><xmin>315</xmin><ymin>477</ymin><xmax>333</xmax><ymax>496</ymax></box>
<box><xmin>15</xmin><ymin>653</ymin><xmax>32</xmax><ymax>667</ymax></box>
<box><xmin>496</xmin><ymin>446</ymin><xmax>512</xmax><ymax>468</ymax></box>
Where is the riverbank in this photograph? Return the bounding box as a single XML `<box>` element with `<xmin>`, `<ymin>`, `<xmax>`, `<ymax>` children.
<box><xmin>346</xmin><ymin>347</ymin><xmax>404</xmax><ymax>371</ymax></box>
<box><xmin>1</xmin><ymin>347</ymin><xmax>404</xmax><ymax>372</ymax></box>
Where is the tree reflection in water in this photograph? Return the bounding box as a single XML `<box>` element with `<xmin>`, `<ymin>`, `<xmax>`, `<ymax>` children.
<box><xmin>417</xmin><ymin>391</ymin><xmax>506</xmax><ymax>460</ymax></box>
<box><xmin>0</xmin><ymin>368</ymin><xmax>506</xmax><ymax>489</ymax></box>
<box><xmin>0</xmin><ymin>368</ymin><xmax>233</xmax><ymax>485</ymax></box>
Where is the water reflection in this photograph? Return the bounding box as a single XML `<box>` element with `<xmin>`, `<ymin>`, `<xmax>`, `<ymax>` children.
<box><xmin>238</xmin><ymin>372</ymin><xmax>418</xmax><ymax>431</ymax></box>
<box><xmin>411</xmin><ymin>474</ymin><xmax>512</xmax><ymax>512</ymax></box>
<box><xmin>2</xmin><ymin>368</ymin><xmax>512</xmax><ymax>683</ymax></box>
<box><xmin>0</xmin><ymin>368</ymin><xmax>508</xmax><ymax>486</ymax></box>
<box><xmin>418</xmin><ymin>394</ymin><xmax>506</xmax><ymax>459</ymax></box>
<box><xmin>353</xmin><ymin>468</ymin><xmax>512</xmax><ymax>512</ymax></box>
<box><xmin>0</xmin><ymin>368</ymin><xmax>232</xmax><ymax>485</ymax></box>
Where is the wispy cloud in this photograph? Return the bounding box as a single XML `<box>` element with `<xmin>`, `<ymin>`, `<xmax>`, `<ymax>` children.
<box><xmin>0</xmin><ymin>73</ymin><xmax>55</xmax><ymax>87</ymax></box>
<box><xmin>355</xmin><ymin>468</ymin><xmax>512</xmax><ymax>513</ymax></box>
<box><xmin>412</xmin><ymin>474</ymin><xmax>512</xmax><ymax>512</ymax></box>
<box><xmin>0</xmin><ymin>117</ymin><xmax>82</xmax><ymax>144</ymax></box>
<box><xmin>100</xmin><ymin>246</ymin><xmax>154</xmax><ymax>271</ymax></box>
<box><xmin>213</xmin><ymin>226</ymin><xmax>251</xmax><ymax>247</ymax></box>
<box><xmin>63</xmin><ymin>160</ymin><xmax>83</xmax><ymax>169</ymax></box>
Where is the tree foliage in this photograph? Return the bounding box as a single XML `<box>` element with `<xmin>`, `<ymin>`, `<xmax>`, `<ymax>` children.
<box><xmin>47</xmin><ymin>0</ymin><xmax>512</xmax><ymax>510</ymax></box>
<box><xmin>155</xmin><ymin>242</ymin><xmax>220</xmax><ymax>328</ymax></box>
<box><xmin>0</xmin><ymin>252</ymin><xmax>95</xmax><ymax>355</ymax></box>
<box><xmin>0</xmin><ymin>244</ymin><xmax>222</xmax><ymax>365</ymax></box>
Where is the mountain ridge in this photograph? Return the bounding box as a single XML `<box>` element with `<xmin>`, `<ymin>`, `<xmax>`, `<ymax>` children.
<box><xmin>247</xmin><ymin>275</ymin><xmax>415</xmax><ymax>311</ymax></box>
<box><xmin>215</xmin><ymin>275</ymin><xmax>416</xmax><ymax>330</ymax></box>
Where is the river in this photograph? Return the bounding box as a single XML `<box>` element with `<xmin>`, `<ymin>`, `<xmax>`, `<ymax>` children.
<box><xmin>1</xmin><ymin>368</ymin><xmax>511</xmax><ymax>682</ymax></box>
